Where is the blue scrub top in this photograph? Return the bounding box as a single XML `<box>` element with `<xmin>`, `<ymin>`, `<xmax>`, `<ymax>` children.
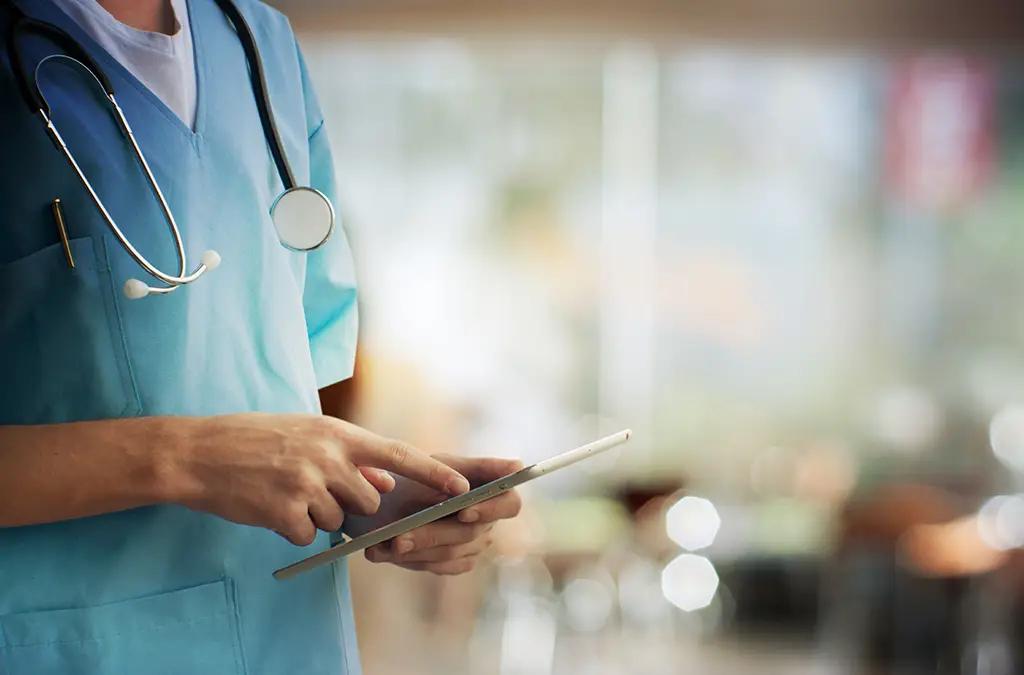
<box><xmin>0</xmin><ymin>1</ymin><xmax>362</xmax><ymax>673</ymax></box>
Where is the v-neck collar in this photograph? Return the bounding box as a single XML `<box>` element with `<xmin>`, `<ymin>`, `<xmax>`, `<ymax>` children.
<box><xmin>24</xmin><ymin>0</ymin><xmax>210</xmax><ymax>146</ymax></box>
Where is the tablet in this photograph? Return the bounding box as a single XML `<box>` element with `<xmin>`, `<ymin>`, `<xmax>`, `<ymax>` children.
<box><xmin>273</xmin><ymin>429</ymin><xmax>631</xmax><ymax>580</ymax></box>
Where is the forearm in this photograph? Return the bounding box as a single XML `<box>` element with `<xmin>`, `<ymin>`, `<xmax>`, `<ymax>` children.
<box><xmin>0</xmin><ymin>417</ymin><xmax>188</xmax><ymax>528</ymax></box>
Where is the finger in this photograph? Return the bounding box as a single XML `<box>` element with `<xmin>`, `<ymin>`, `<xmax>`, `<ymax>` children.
<box><xmin>277</xmin><ymin>512</ymin><xmax>318</xmax><ymax>547</ymax></box>
<box><xmin>328</xmin><ymin>464</ymin><xmax>382</xmax><ymax>516</ymax></box>
<box><xmin>458</xmin><ymin>489</ymin><xmax>522</xmax><ymax>524</ymax></box>
<box><xmin>359</xmin><ymin>467</ymin><xmax>396</xmax><ymax>494</ymax></box>
<box><xmin>384</xmin><ymin>537</ymin><xmax>491</xmax><ymax>564</ymax></box>
<box><xmin>364</xmin><ymin>526</ymin><xmax>475</xmax><ymax>563</ymax></box>
<box><xmin>367</xmin><ymin>525</ymin><xmax>492</xmax><ymax>562</ymax></box>
<box><xmin>373</xmin><ymin>521</ymin><xmax>489</xmax><ymax>559</ymax></box>
<box><xmin>435</xmin><ymin>455</ymin><xmax>526</xmax><ymax>485</ymax></box>
<box><xmin>398</xmin><ymin>557</ymin><xmax>479</xmax><ymax>576</ymax></box>
<box><xmin>348</xmin><ymin>435</ymin><xmax>470</xmax><ymax>496</ymax></box>
<box><xmin>308</xmin><ymin>490</ymin><xmax>345</xmax><ymax>533</ymax></box>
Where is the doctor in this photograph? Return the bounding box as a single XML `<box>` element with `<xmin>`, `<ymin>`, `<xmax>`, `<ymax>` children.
<box><xmin>0</xmin><ymin>0</ymin><xmax>523</xmax><ymax>674</ymax></box>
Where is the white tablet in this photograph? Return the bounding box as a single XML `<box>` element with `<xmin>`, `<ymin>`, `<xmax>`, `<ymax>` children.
<box><xmin>273</xmin><ymin>429</ymin><xmax>632</xmax><ymax>580</ymax></box>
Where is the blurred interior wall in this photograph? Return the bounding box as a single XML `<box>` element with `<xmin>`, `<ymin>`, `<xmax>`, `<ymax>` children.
<box><xmin>269</xmin><ymin>0</ymin><xmax>1024</xmax><ymax>50</ymax></box>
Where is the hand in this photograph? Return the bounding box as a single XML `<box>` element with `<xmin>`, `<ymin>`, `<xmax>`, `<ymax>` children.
<box><xmin>167</xmin><ymin>413</ymin><xmax>471</xmax><ymax>546</ymax></box>
<box><xmin>364</xmin><ymin>456</ymin><xmax>524</xmax><ymax>575</ymax></box>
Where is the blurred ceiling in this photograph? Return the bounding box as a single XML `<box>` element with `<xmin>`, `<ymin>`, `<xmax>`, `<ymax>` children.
<box><xmin>268</xmin><ymin>0</ymin><xmax>1024</xmax><ymax>50</ymax></box>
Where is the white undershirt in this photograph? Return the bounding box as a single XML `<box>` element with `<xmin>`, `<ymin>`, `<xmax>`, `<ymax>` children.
<box><xmin>49</xmin><ymin>0</ymin><xmax>198</xmax><ymax>130</ymax></box>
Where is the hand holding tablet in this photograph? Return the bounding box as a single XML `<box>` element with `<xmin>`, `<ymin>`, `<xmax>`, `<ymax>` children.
<box><xmin>274</xmin><ymin>429</ymin><xmax>632</xmax><ymax>580</ymax></box>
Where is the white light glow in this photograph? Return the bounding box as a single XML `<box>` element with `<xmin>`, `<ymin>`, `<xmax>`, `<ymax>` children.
<box><xmin>978</xmin><ymin>495</ymin><xmax>1024</xmax><ymax>551</ymax></box>
<box><xmin>666</xmin><ymin>496</ymin><xmax>721</xmax><ymax>551</ymax></box>
<box><xmin>661</xmin><ymin>554</ymin><xmax>719</xmax><ymax>612</ymax></box>
<box><xmin>990</xmin><ymin>405</ymin><xmax>1024</xmax><ymax>473</ymax></box>
<box><xmin>618</xmin><ymin>556</ymin><xmax>671</xmax><ymax>627</ymax></box>
<box><xmin>870</xmin><ymin>386</ymin><xmax>942</xmax><ymax>452</ymax></box>
<box><xmin>499</xmin><ymin>596</ymin><xmax>556</xmax><ymax>675</ymax></box>
<box><xmin>563</xmin><ymin>577</ymin><xmax>614</xmax><ymax>633</ymax></box>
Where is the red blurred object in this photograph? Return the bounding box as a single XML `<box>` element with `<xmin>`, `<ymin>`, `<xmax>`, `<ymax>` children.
<box><xmin>885</xmin><ymin>57</ymin><xmax>996</xmax><ymax>210</ymax></box>
<box><xmin>838</xmin><ymin>482</ymin><xmax>966</xmax><ymax>550</ymax></box>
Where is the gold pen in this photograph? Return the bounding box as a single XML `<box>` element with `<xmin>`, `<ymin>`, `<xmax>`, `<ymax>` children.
<box><xmin>51</xmin><ymin>198</ymin><xmax>74</xmax><ymax>269</ymax></box>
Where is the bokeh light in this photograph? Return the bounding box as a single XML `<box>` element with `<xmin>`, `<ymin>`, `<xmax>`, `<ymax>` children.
<box><xmin>661</xmin><ymin>554</ymin><xmax>719</xmax><ymax>612</ymax></box>
<box><xmin>989</xmin><ymin>405</ymin><xmax>1024</xmax><ymax>472</ymax></box>
<box><xmin>869</xmin><ymin>385</ymin><xmax>943</xmax><ymax>452</ymax></box>
<box><xmin>977</xmin><ymin>495</ymin><xmax>1024</xmax><ymax>550</ymax></box>
<box><xmin>666</xmin><ymin>496</ymin><xmax>721</xmax><ymax>551</ymax></box>
<box><xmin>562</xmin><ymin>575</ymin><xmax>615</xmax><ymax>633</ymax></box>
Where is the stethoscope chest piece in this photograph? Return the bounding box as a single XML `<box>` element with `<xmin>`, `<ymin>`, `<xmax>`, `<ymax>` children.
<box><xmin>270</xmin><ymin>186</ymin><xmax>335</xmax><ymax>253</ymax></box>
<box><xmin>7</xmin><ymin>0</ymin><xmax>337</xmax><ymax>300</ymax></box>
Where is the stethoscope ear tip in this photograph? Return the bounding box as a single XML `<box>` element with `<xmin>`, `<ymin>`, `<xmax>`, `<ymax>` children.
<box><xmin>124</xmin><ymin>278</ymin><xmax>150</xmax><ymax>300</ymax></box>
<box><xmin>201</xmin><ymin>249</ymin><xmax>222</xmax><ymax>271</ymax></box>
<box><xmin>121</xmin><ymin>251</ymin><xmax>220</xmax><ymax>300</ymax></box>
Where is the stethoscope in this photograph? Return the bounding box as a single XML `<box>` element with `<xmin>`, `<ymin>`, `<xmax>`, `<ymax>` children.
<box><xmin>4</xmin><ymin>0</ymin><xmax>335</xmax><ymax>299</ymax></box>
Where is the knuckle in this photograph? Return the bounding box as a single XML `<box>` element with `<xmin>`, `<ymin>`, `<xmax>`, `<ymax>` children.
<box><xmin>439</xmin><ymin>558</ymin><xmax>474</xmax><ymax>575</ymax></box>
<box><xmin>322</xmin><ymin>509</ymin><xmax>344</xmax><ymax>532</ymax></box>
<box><xmin>281</xmin><ymin>518</ymin><xmax>303</xmax><ymax>538</ymax></box>
<box><xmin>340</xmin><ymin>484</ymin><xmax>379</xmax><ymax>516</ymax></box>
<box><xmin>428</xmin><ymin>461</ymin><xmax>446</xmax><ymax>484</ymax></box>
<box><xmin>272</xmin><ymin>507</ymin><xmax>297</xmax><ymax>532</ymax></box>
<box><xmin>359</xmin><ymin>490</ymin><xmax>381</xmax><ymax>515</ymax></box>
<box><xmin>387</xmin><ymin>441</ymin><xmax>413</xmax><ymax>467</ymax></box>
<box><xmin>293</xmin><ymin>519</ymin><xmax>316</xmax><ymax>544</ymax></box>
<box><xmin>322</xmin><ymin>453</ymin><xmax>350</xmax><ymax>484</ymax></box>
<box><xmin>315</xmin><ymin>415</ymin><xmax>342</xmax><ymax>439</ymax></box>
<box><xmin>283</xmin><ymin>503</ymin><xmax>308</xmax><ymax>526</ymax></box>
<box><xmin>315</xmin><ymin>438</ymin><xmax>343</xmax><ymax>466</ymax></box>
<box><xmin>280</xmin><ymin>518</ymin><xmax>314</xmax><ymax>546</ymax></box>
<box><xmin>294</xmin><ymin>466</ymin><xmax>322</xmax><ymax>497</ymax></box>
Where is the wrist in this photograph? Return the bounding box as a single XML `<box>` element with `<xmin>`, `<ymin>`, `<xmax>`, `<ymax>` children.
<box><xmin>145</xmin><ymin>415</ymin><xmax>203</xmax><ymax>506</ymax></box>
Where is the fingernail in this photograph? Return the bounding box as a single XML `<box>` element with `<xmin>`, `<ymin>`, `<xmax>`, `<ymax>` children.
<box><xmin>395</xmin><ymin>537</ymin><xmax>414</xmax><ymax>555</ymax></box>
<box><xmin>459</xmin><ymin>509</ymin><xmax>480</xmax><ymax>523</ymax></box>
<box><xmin>368</xmin><ymin>547</ymin><xmax>388</xmax><ymax>562</ymax></box>
<box><xmin>447</xmin><ymin>475</ymin><xmax>471</xmax><ymax>495</ymax></box>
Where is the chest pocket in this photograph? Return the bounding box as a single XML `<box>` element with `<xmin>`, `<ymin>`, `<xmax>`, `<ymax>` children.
<box><xmin>0</xmin><ymin>580</ymin><xmax>246</xmax><ymax>675</ymax></box>
<box><xmin>0</xmin><ymin>235</ymin><xmax>140</xmax><ymax>425</ymax></box>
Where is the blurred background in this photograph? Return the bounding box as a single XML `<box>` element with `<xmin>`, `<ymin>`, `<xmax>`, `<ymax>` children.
<box><xmin>273</xmin><ymin>1</ymin><xmax>1024</xmax><ymax>673</ymax></box>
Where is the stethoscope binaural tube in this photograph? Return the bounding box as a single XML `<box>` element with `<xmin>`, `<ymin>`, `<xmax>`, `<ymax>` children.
<box><xmin>5</xmin><ymin>0</ymin><xmax>336</xmax><ymax>299</ymax></box>
<box><xmin>6</xmin><ymin>4</ymin><xmax>219</xmax><ymax>299</ymax></box>
<box><xmin>32</xmin><ymin>54</ymin><xmax>221</xmax><ymax>298</ymax></box>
